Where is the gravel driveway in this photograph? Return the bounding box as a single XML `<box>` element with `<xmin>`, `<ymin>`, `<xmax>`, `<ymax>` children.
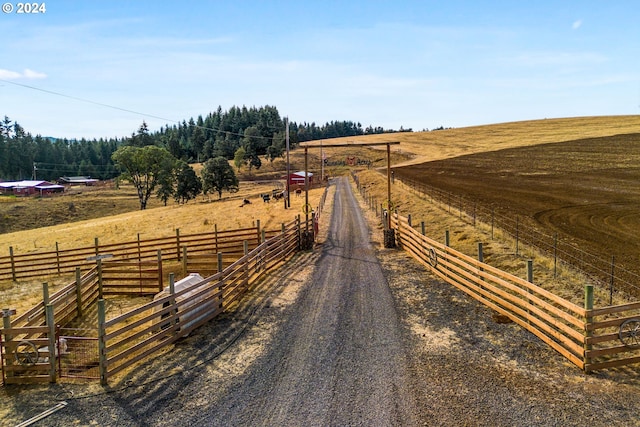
<box><xmin>2</xmin><ymin>177</ymin><xmax>640</xmax><ymax>426</ymax></box>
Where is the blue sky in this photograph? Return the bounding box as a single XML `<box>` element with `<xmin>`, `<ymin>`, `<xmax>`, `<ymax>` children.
<box><xmin>1</xmin><ymin>1</ymin><xmax>638</xmax><ymax>140</ymax></box>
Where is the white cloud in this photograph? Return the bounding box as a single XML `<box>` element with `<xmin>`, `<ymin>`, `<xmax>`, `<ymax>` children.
<box><xmin>572</xmin><ymin>20</ymin><xmax>582</xmax><ymax>30</ymax></box>
<box><xmin>23</xmin><ymin>69</ymin><xmax>47</xmax><ymax>79</ymax></box>
<box><xmin>0</xmin><ymin>68</ymin><xmax>47</xmax><ymax>80</ymax></box>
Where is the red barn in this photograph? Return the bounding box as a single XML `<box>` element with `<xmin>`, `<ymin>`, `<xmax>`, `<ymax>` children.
<box><xmin>287</xmin><ymin>171</ymin><xmax>314</xmax><ymax>188</ymax></box>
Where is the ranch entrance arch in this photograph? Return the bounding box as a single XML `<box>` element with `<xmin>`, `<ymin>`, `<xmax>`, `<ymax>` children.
<box><xmin>299</xmin><ymin>141</ymin><xmax>400</xmax><ymax>247</ymax></box>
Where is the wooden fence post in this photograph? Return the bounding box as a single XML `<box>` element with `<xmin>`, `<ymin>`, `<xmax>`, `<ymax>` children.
<box><xmin>2</xmin><ymin>309</ymin><xmax>13</xmax><ymax>343</ymax></box>
<box><xmin>97</xmin><ymin>299</ymin><xmax>107</xmax><ymax>385</ymax></box>
<box><xmin>217</xmin><ymin>252</ymin><xmax>223</xmax><ymax>274</ymax></box>
<box><xmin>75</xmin><ymin>268</ymin><xmax>83</xmax><ymax>318</ymax></box>
<box><xmin>256</xmin><ymin>220</ymin><xmax>261</xmax><ymax>244</ymax></box>
<box><xmin>421</xmin><ymin>221</ymin><xmax>425</xmax><ymax>236</ymax></box>
<box><xmin>157</xmin><ymin>249</ymin><xmax>163</xmax><ymax>292</ymax></box>
<box><xmin>584</xmin><ymin>285</ymin><xmax>594</xmax><ymax>372</ymax></box>
<box><xmin>45</xmin><ymin>304</ymin><xmax>57</xmax><ymax>383</ymax></box>
<box><xmin>2</xmin><ymin>309</ymin><xmax>15</xmax><ymax>380</ymax></box>
<box><xmin>445</xmin><ymin>230</ymin><xmax>450</xmax><ymax>247</ymax></box>
<box><xmin>9</xmin><ymin>246</ymin><xmax>16</xmax><ymax>281</ymax></box>
<box><xmin>94</xmin><ymin>237</ymin><xmax>100</xmax><ymax>257</ymax></box>
<box><xmin>43</xmin><ymin>282</ymin><xmax>50</xmax><ymax>306</ymax></box>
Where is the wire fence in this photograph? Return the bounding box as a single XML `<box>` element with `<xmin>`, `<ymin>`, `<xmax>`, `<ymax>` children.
<box><xmin>395</xmin><ymin>175</ymin><xmax>640</xmax><ymax>302</ymax></box>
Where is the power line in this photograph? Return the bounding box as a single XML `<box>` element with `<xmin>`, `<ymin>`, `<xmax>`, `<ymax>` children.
<box><xmin>0</xmin><ymin>78</ymin><xmax>281</xmax><ymax>140</ymax></box>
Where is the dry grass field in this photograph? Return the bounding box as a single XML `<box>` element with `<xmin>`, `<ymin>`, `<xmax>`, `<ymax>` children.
<box><xmin>322</xmin><ymin>115</ymin><xmax>640</xmax><ymax>165</ymax></box>
<box><xmin>2</xmin><ymin>115</ymin><xmax>640</xmax><ymax>314</ymax></box>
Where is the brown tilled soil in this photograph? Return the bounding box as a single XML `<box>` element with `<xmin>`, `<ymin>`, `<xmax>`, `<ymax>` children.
<box><xmin>394</xmin><ymin>133</ymin><xmax>640</xmax><ymax>293</ymax></box>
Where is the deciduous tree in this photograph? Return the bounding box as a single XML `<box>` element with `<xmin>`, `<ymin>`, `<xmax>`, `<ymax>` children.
<box><xmin>202</xmin><ymin>156</ymin><xmax>239</xmax><ymax>199</ymax></box>
<box><xmin>112</xmin><ymin>145</ymin><xmax>176</xmax><ymax>210</ymax></box>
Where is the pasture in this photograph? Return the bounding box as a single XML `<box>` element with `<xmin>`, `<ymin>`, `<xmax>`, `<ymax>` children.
<box><xmin>3</xmin><ymin>114</ymin><xmax>640</xmax><ymax>313</ymax></box>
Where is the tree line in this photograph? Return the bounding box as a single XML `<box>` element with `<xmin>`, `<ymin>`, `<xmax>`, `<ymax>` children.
<box><xmin>0</xmin><ymin>106</ymin><xmax>410</xmax><ymax>182</ymax></box>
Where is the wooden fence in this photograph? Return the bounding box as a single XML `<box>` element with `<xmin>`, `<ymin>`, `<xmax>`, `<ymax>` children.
<box><xmin>389</xmin><ymin>211</ymin><xmax>640</xmax><ymax>372</ymax></box>
<box><xmin>395</xmin><ymin>174</ymin><xmax>640</xmax><ymax>301</ymax></box>
<box><xmin>1</xmin><ymin>216</ymin><xmax>309</xmax><ymax>385</ymax></box>
<box><xmin>98</xmin><ymin>217</ymin><xmax>302</xmax><ymax>384</ymax></box>
<box><xmin>0</xmin><ymin>223</ymin><xmax>268</xmax><ymax>282</ymax></box>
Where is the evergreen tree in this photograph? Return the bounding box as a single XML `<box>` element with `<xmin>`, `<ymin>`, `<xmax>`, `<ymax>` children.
<box><xmin>174</xmin><ymin>161</ymin><xmax>202</xmax><ymax>204</ymax></box>
<box><xmin>242</xmin><ymin>126</ymin><xmax>262</xmax><ymax>171</ymax></box>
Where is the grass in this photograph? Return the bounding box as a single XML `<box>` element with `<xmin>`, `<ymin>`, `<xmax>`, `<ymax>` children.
<box><xmin>3</xmin><ymin>114</ymin><xmax>640</xmax><ymax>318</ymax></box>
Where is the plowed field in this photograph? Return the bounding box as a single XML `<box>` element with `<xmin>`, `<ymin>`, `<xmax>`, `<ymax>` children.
<box><xmin>394</xmin><ymin>133</ymin><xmax>640</xmax><ymax>290</ymax></box>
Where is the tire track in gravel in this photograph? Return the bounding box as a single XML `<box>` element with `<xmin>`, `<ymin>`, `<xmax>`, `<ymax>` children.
<box><xmin>191</xmin><ymin>176</ymin><xmax>420</xmax><ymax>426</ymax></box>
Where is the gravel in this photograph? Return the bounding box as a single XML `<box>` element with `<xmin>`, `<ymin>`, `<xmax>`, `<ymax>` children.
<box><xmin>2</xmin><ymin>177</ymin><xmax>640</xmax><ymax>427</ymax></box>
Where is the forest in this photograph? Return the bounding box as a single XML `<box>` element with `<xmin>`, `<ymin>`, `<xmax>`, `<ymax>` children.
<box><xmin>0</xmin><ymin>105</ymin><xmax>410</xmax><ymax>182</ymax></box>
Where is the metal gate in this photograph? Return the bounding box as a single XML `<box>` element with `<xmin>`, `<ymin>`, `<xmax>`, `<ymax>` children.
<box><xmin>1</xmin><ymin>326</ymin><xmax>100</xmax><ymax>384</ymax></box>
<box><xmin>56</xmin><ymin>328</ymin><xmax>100</xmax><ymax>380</ymax></box>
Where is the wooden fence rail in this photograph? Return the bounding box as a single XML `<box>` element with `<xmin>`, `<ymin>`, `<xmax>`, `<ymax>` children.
<box><xmin>1</xmin><ymin>186</ymin><xmax>325</xmax><ymax>384</ymax></box>
<box><xmin>99</xmin><ymin>217</ymin><xmax>304</xmax><ymax>384</ymax></box>
<box><xmin>0</xmin><ymin>224</ymin><xmax>270</xmax><ymax>282</ymax></box>
<box><xmin>389</xmin><ymin>211</ymin><xmax>640</xmax><ymax>372</ymax></box>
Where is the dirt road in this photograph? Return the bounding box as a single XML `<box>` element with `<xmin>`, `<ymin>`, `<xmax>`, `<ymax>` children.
<box><xmin>182</xmin><ymin>177</ymin><xmax>420</xmax><ymax>425</ymax></box>
<box><xmin>3</xmin><ymin>177</ymin><xmax>640</xmax><ymax>426</ymax></box>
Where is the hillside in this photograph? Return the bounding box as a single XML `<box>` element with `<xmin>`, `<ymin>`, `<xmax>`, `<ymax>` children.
<box><xmin>319</xmin><ymin>115</ymin><xmax>640</xmax><ymax>165</ymax></box>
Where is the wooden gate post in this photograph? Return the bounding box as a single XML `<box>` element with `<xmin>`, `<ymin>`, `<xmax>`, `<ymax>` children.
<box><xmin>45</xmin><ymin>304</ymin><xmax>56</xmax><ymax>383</ymax></box>
<box><xmin>97</xmin><ymin>299</ymin><xmax>107</xmax><ymax>385</ymax></box>
<box><xmin>169</xmin><ymin>273</ymin><xmax>178</xmax><ymax>327</ymax></box>
<box><xmin>2</xmin><ymin>309</ymin><xmax>16</xmax><ymax>382</ymax></box>
<box><xmin>42</xmin><ymin>282</ymin><xmax>50</xmax><ymax>306</ymax></box>
<box><xmin>584</xmin><ymin>285</ymin><xmax>594</xmax><ymax>372</ymax></box>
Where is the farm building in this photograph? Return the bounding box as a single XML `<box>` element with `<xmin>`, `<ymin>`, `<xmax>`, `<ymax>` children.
<box><xmin>58</xmin><ymin>176</ymin><xmax>99</xmax><ymax>186</ymax></box>
<box><xmin>0</xmin><ymin>180</ymin><xmax>65</xmax><ymax>196</ymax></box>
<box><xmin>287</xmin><ymin>171</ymin><xmax>314</xmax><ymax>187</ymax></box>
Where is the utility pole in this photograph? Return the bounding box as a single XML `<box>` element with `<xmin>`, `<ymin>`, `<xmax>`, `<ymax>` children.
<box><xmin>285</xmin><ymin>117</ymin><xmax>290</xmax><ymax>209</ymax></box>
